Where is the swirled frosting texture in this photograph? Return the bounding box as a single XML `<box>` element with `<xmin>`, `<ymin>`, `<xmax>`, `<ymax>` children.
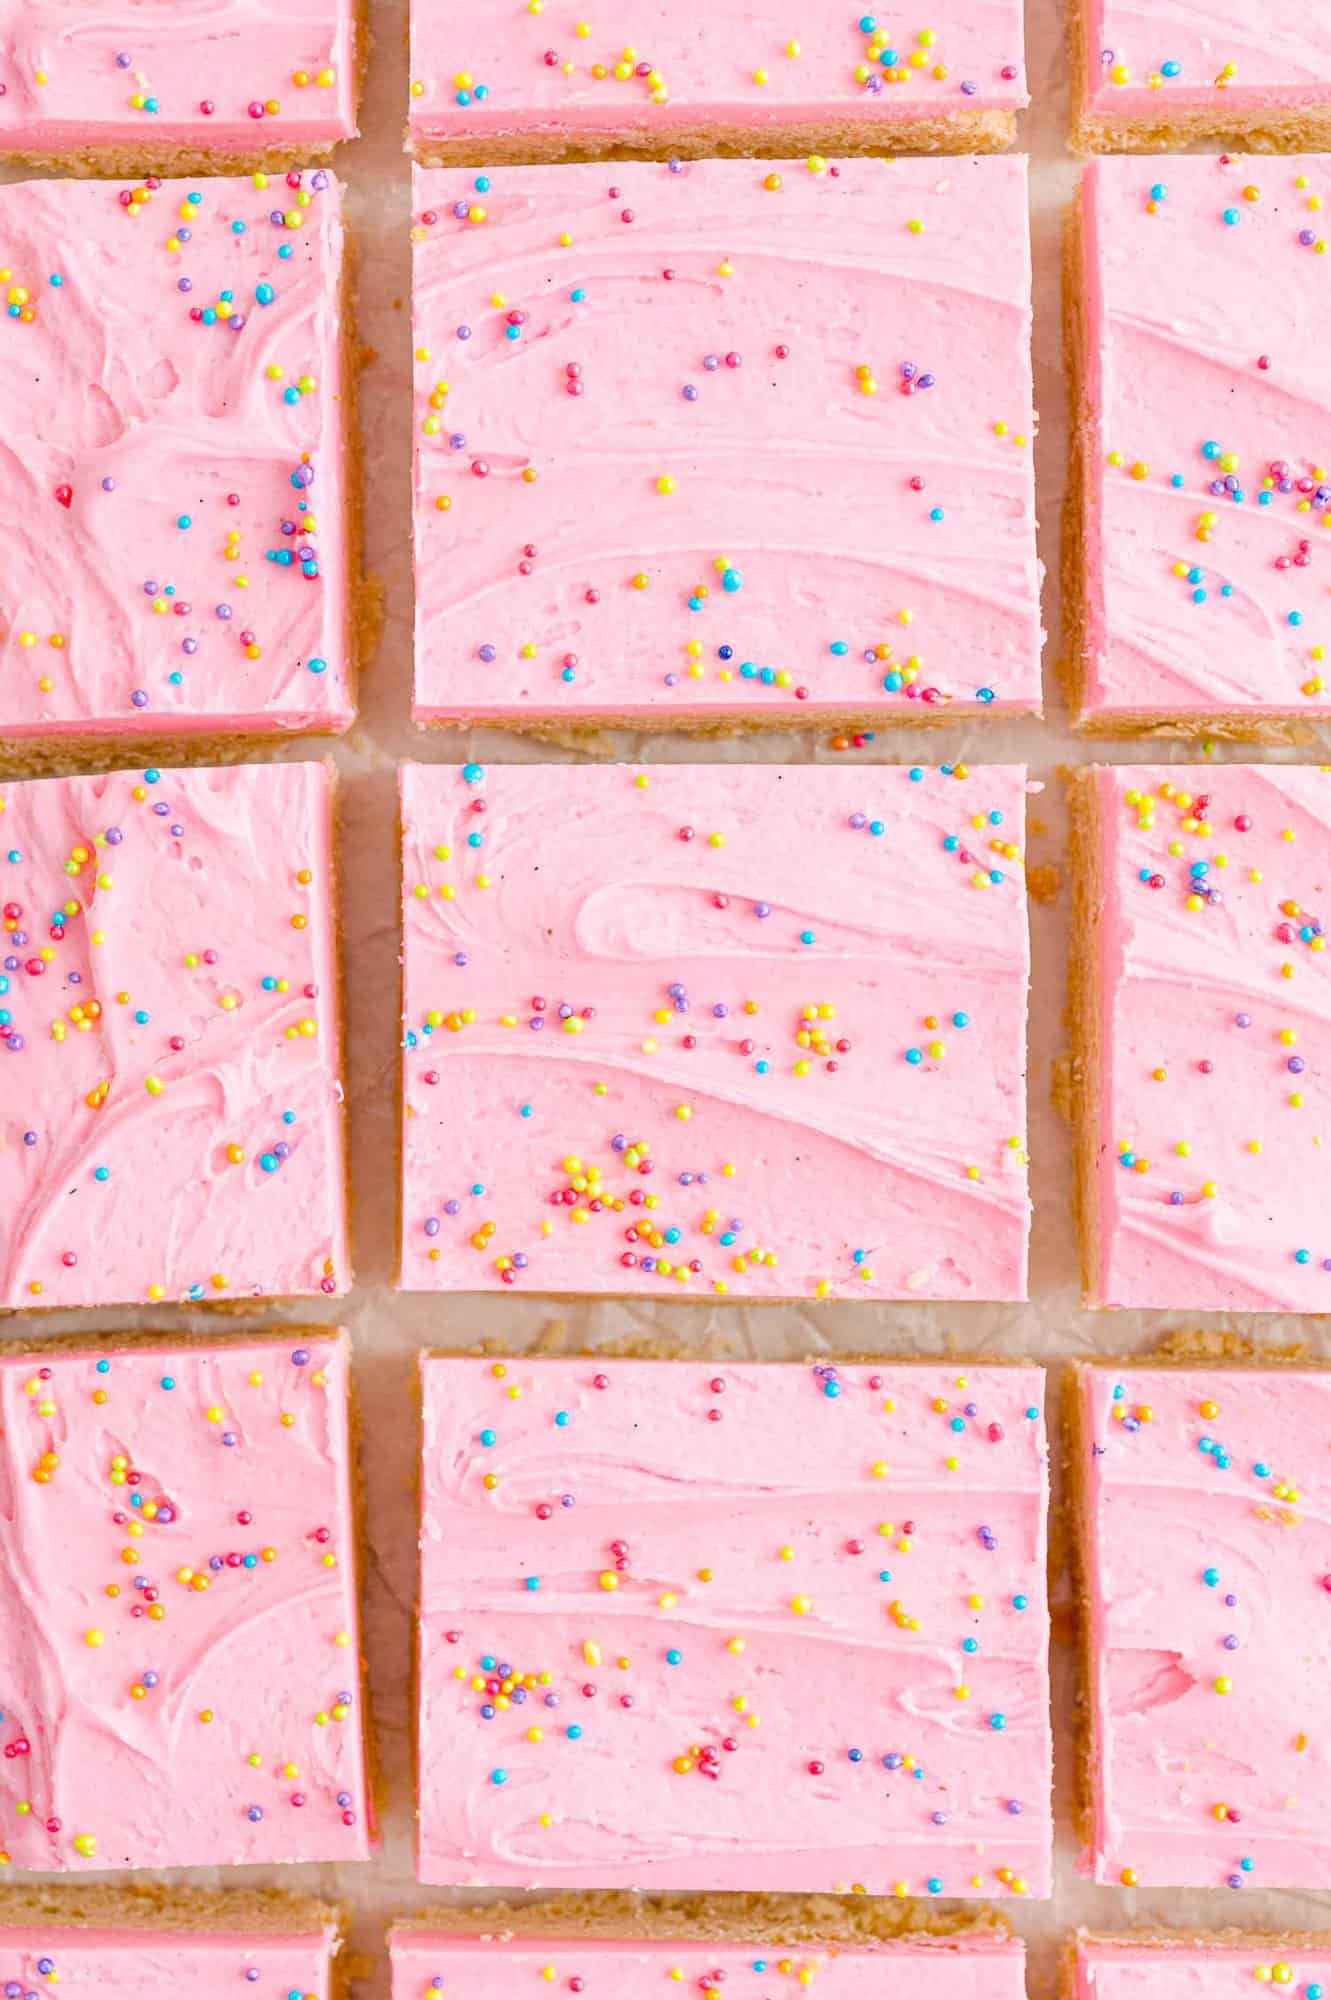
<box><xmin>0</xmin><ymin>761</ymin><xmax>350</xmax><ymax>1309</ymax></box>
<box><xmin>0</xmin><ymin>3</ymin><xmax>357</xmax><ymax>156</ymax></box>
<box><xmin>1080</xmin><ymin>1364</ymin><xmax>1331</xmax><ymax>1889</ymax></box>
<box><xmin>408</xmin><ymin>0</ymin><xmax>1027</xmax><ymax>146</ymax></box>
<box><xmin>0</xmin><ymin>1333</ymin><xmax>373</xmax><ymax>1871</ymax></box>
<box><xmin>0</xmin><ymin>1923</ymin><xmax>337</xmax><ymax>1998</ymax></box>
<box><xmin>393</xmin><ymin>1928</ymin><xmax>1027</xmax><ymax>1998</ymax></box>
<box><xmin>1085</xmin><ymin>1</ymin><xmax>1331</xmax><ymax>120</ymax></box>
<box><xmin>417</xmin><ymin>1357</ymin><xmax>1053</xmax><ymax>1894</ymax></box>
<box><xmin>0</xmin><ymin>173</ymin><xmax>352</xmax><ymax>745</ymax></box>
<box><xmin>1082</xmin><ymin>156</ymin><xmax>1331</xmax><ymax>721</ymax></box>
<box><xmin>1089</xmin><ymin>763</ymin><xmax>1331</xmax><ymax>1311</ymax></box>
<box><xmin>399</xmin><ymin>762</ymin><xmax>1031</xmax><ymax>1301</ymax></box>
<box><xmin>1076</xmin><ymin>1937</ymin><xmax>1331</xmax><ymax>2000</ymax></box>
<box><xmin>411</xmin><ymin>158</ymin><xmax>1041</xmax><ymax>724</ymax></box>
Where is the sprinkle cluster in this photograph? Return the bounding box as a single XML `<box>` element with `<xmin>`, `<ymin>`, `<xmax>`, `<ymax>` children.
<box><xmin>395</xmin><ymin>1933</ymin><xmax>1027</xmax><ymax>1999</ymax></box>
<box><xmin>0</xmin><ymin>171</ymin><xmax>347</xmax><ymax>736</ymax></box>
<box><xmin>0</xmin><ymin>762</ymin><xmax>347</xmax><ymax>1308</ymax></box>
<box><xmin>0</xmin><ymin>1939</ymin><xmax>328</xmax><ymax>2000</ymax></box>
<box><xmin>401</xmin><ymin>762</ymin><xmax>1031</xmax><ymax>1300</ymax></box>
<box><xmin>1100</xmin><ymin>766</ymin><xmax>1331</xmax><ymax>1307</ymax></box>
<box><xmin>409</xmin><ymin>2</ymin><xmax>1026</xmax><ymax>121</ymax></box>
<box><xmin>0</xmin><ymin>1339</ymin><xmax>367</xmax><ymax>1870</ymax></box>
<box><xmin>0</xmin><ymin>10</ymin><xmax>351</xmax><ymax>144</ymax></box>
<box><xmin>410</xmin><ymin>157</ymin><xmax>1041</xmax><ymax>722</ymax></box>
<box><xmin>1092</xmin><ymin>157</ymin><xmax>1331</xmax><ymax>715</ymax></box>
<box><xmin>1088</xmin><ymin>1366</ymin><xmax>1331</xmax><ymax>1891</ymax></box>
<box><xmin>418</xmin><ymin>1358</ymin><xmax>1052</xmax><ymax>1895</ymax></box>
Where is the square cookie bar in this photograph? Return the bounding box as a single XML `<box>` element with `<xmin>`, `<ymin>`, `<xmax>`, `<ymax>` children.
<box><xmin>407</xmin><ymin>2</ymin><xmax>1028</xmax><ymax>162</ymax></box>
<box><xmin>1074</xmin><ymin>1</ymin><xmax>1331</xmax><ymax>152</ymax></box>
<box><xmin>1076</xmin><ymin>1361</ymin><xmax>1331</xmax><ymax>1890</ymax></box>
<box><xmin>1071</xmin><ymin>765</ymin><xmax>1331</xmax><ymax>1312</ymax></box>
<box><xmin>0</xmin><ymin>174</ymin><xmax>356</xmax><ymax>769</ymax></box>
<box><xmin>400</xmin><ymin>762</ymin><xmax>1031</xmax><ymax>1302</ymax></box>
<box><xmin>1073</xmin><ymin>1935</ymin><xmax>1331</xmax><ymax>2000</ymax></box>
<box><xmin>0</xmin><ymin>761</ymin><xmax>351</xmax><ymax>1309</ymax></box>
<box><xmin>0</xmin><ymin>3</ymin><xmax>360</xmax><ymax>173</ymax></box>
<box><xmin>0</xmin><ymin>1888</ymin><xmax>342</xmax><ymax>1996</ymax></box>
<box><xmin>411</xmin><ymin>157</ymin><xmax>1041</xmax><ymax>728</ymax></box>
<box><xmin>1070</xmin><ymin>156</ymin><xmax>1331</xmax><ymax>733</ymax></box>
<box><xmin>0</xmin><ymin>1332</ymin><xmax>372</xmax><ymax>1871</ymax></box>
<box><xmin>416</xmin><ymin>1356</ymin><xmax>1053</xmax><ymax>1894</ymax></box>
<box><xmin>393</xmin><ymin>1910</ymin><xmax>1026</xmax><ymax>1997</ymax></box>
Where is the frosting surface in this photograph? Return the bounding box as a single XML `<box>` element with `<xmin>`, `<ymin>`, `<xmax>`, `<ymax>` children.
<box><xmin>0</xmin><ymin>1333</ymin><xmax>373</xmax><ymax>1871</ymax></box>
<box><xmin>1076</xmin><ymin>1937</ymin><xmax>1331</xmax><ymax>2000</ymax></box>
<box><xmin>1088</xmin><ymin>764</ymin><xmax>1331</xmax><ymax>1312</ymax></box>
<box><xmin>0</xmin><ymin>3</ymin><xmax>357</xmax><ymax>154</ymax></box>
<box><xmin>0</xmin><ymin>1925</ymin><xmax>336</xmax><ymax>1999</ymax></box>
<box><xmin>0</xmin><ymin>760</ymin><xmax>350</xmax><ymax>1309</ymax></box>
<box><xmin>0</xmin><ymin>173</ymin><xmax>353</xmax><ymax>744</ymax></box>
<box><xmin>1085</xmin><ymin>1</ymin><xmax>1331</xmax><ymax>118</ymax></box>
<box><xmin>392</xmin><ymin>1928</ymin><xmax>1027</xmax><ymax>1999</ymax></box>
<box><xmin>1082</xmin><ymin>156</ymin><xmax>1331</xmax><ymax>720</ymax></box>
<box><xmin>408</xmin><ymin>1</ymin><xmax>1028</xmax><ymax>143</ymax></box>
<box><xmin>411</xmin><ymin>157</ymin><xmax>1042</xmax><ymax>723</ymax></box>
<box><xmin>399</xmin><ymin>761</ymin><xmax>1031</xmax><ymax>1301</ymax></box>
<box><xmin>417</xmin><ymin>1357</ymin><xmax>1052</xmax><ymax>1894</ymax></box>
<box><xmin>1080</xmin><ymin>1365</ymin><xmax>1331</xmax><ymax>1890</ymax></box>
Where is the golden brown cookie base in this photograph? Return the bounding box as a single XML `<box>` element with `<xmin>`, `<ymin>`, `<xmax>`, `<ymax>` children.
<box><xmin>407</xmin><ymin>109</ymin><xmax>1018</xmax><ymax>167</ymax></box>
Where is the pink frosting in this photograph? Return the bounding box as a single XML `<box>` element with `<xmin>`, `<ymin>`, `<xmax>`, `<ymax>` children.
<box><xmin>1087</xmin><ymin>763</ymin><xmax>1331</xmax><ymax>1312</ymax></box>
<box><xmin>1081</xmin><ymin>156</ymin><xmax>1331</xmax><ymax>721</ymax></box>
<box><xmin>416</xmin><ymin>1356</ymin><xmax>1053</xmax><ymax>1896</ymax></box>
<box><xmin>393</xmin><ymin>1928</ymin><xmax>1027</xmax><ymax>1998</ymax></box>
<box><xmin>1080</xmin><ymin>1364</ymin><xmax>1331</xmax><ymax>1890</ymax></box>
<box><xmin>0</xmin><ymin>3</ymin><xmax>357</xmax><ymax>155</ymax></box>
<box><xmin>1076</xmin><ymin>1937</ymin><xmax>1331</xmax><ymax>2000</ymax></box>
<box><xmin>0</xmin><ymin>760</ymin><xmax>351</xmax><ymax>1309</ymax></box>
<box><xmin>0</xmin><ymin>1924</ymin><xmax>337</xmax><ymax>1997</ymax></box>
<box><xmin>0</xmin><ymin>1332</ymin><xmax>373</xmax><ymax>1871</ymax></box>
<box><xmin>411</xmin><ymin>157</ymin><xmax>1042</xmax><ymax>724</ymax></box>
<box><xmin>1084</xmin><ymin>1</ymin><xmax>1331</xmax><ymax>118</ymax></box>
<box><xmin>399</xmin><ymin>761</ymin><xmax>1031</xmax><ymax>1302</ymax></box>
<box><xmin>0</xmin><ymin>173</ymin><xmax>353</xmax><ymax>744</ymax></box>
<box><xmin>408</xmin><ymin>1</ymin><xmax>1027</xmax><ymax>145</ymax></box>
